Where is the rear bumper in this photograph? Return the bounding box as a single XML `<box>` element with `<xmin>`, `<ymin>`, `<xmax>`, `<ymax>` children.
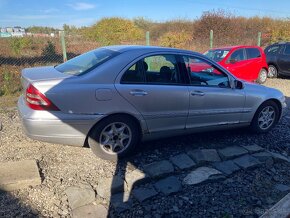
<box><xmin>17</xmin><ymin>96</ymin><xmax>104</xmax><ymax>147</ymax></box>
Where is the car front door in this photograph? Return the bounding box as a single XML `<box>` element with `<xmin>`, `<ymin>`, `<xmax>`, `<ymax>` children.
<box><xmin>181</xmin><ymin>55</ymin><xmax>246</xmax><ymax>129</ymax></box>
<box><xmin>277</xmin><ymin>44</ymin><xmax>290</xmax><ymax>74</ymax></box>
<box><xmin>224</xmin><ymin>48</ymin><xmax>250</xmax><ymax>81</ymax></box>
<box><xmin>115</xmin><ymin>54</ymin><xmax>189</xmax><ymax>133</ymax></box>
<box><xmin>245</xmin><ymin>47</ymin><xmax>262</xmax><ymax>81</ymax></box>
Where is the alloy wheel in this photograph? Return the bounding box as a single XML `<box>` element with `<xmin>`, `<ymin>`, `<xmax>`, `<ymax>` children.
<box><xmin>258</xmin><ymin>106</ymin><xmax>276</xmax><ymax>130</ymax></box>
<box><xmin>99</xmin><ymin>122</ymin><xmax>132</xmax><ymax>154</ymax></box>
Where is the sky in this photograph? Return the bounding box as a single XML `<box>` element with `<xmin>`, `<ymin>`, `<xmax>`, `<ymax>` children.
<box><xmin>1</xmin><ymin>0</ymin><xmax>290</xmax><ymax>28</ymax></box>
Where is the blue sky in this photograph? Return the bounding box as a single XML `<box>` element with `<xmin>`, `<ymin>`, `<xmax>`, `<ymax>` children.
<box><xmin>1</xmin><ymin>0</ymin><xmax>290</xmax><ymax>28</ymax></box>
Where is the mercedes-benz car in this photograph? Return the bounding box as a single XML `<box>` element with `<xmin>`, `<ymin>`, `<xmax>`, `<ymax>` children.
<box><xmin>18</xmin><ymin>45</ymin><xmax>287</xmax><ymax>160</ymax></box>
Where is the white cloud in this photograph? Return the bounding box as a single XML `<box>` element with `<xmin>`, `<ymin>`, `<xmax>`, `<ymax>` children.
<box><xmin>5</xmin><ymin>15</ymin><xmax>58</xmax><ymax>20</ymax></box>
<box><xmin>67</xmin><ymin>2</ymin><xmax>96</xmax><ymax>11</ymax></box>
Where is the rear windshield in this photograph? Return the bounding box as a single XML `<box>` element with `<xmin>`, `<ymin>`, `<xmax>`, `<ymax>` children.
<box><xmin>204</xmin><ymin>49</ymin><xmax>230</xmax><ymax>62</ymax></box>
<box><xmin>55</xmin><ymin>48</ymin><xmax>119</xmax><ymax>76</ymax></box>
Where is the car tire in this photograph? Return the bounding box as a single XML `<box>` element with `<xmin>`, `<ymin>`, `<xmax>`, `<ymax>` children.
<box><xmin>250</xmin><ymin>101</ymin><xmax>279</xmax><ymax>133</ymax></box>
<box><xmin>88</xmin><ymin>115</ymin><xmax>140</xmax><ymax>161</ymax></box>
<box><xmin>256</xmin><ymin>68</ymin><xmax>268</xmax><ymax>84</ymax></box>
<box><xmin>268</xmin><ymin>65</ymin><xmax>278</xmax><ymax>78</ymax></box>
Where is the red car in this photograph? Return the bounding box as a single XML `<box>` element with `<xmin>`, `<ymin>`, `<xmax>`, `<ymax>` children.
<box><xmin>204</xmin><ymin>46</ymin><xmax>268</xmax><ymax>83</ymax></box>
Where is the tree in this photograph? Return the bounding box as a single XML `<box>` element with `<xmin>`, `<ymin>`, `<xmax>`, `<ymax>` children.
<box><xmin>84</xmin><ymin>17</ymin><xmax>143</xmax><ymax>45</ymax></box>
<box><xmin>159</xmin><ymin>31</ymin><xmax>192</xmax><ymax>48</ymax></box>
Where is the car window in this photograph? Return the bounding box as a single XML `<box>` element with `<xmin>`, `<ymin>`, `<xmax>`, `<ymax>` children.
<box><xmin>143</xmin><ymin>55</ymin><xmax>181</xmax><ymax>85</ymax></box>
<box><xmin>121</xmin><ymin>62</ymin><xmax>145</xmax><ymax>84</ymax></box>
<box><xmin>121</xmin><ymin>54</ymin><xmax>182</xmax><ymax>85</ymax></box>
<box><xmin>55</xmin><ymin>48</ymin><xmax>119</xmax><ymax>76</ymax></box>
<box><xmin>246</xmin><ymin>48</ymin><xmax>261</xmax><ymax>59</ymax></box>
<box><xmin>182</xmin><ymin>56</ymin><xmax>230</xmax><ymax>88</ymax></box>
<box><xmin>265</xmin><ymin>45</ymin><xmax>280</xmax><ymax>54</ymax></box>
<box><xmin>204</xmin><ymin>49</ymin><xmax>230</xmax><ymax>62</ymax></box>
<box><xmin>228</xmin><ymin>49</ymin><xmax>246</xmax><ymax>62</ymax></box>
<box><xmin>283</xmin><ymin>45</ymin><xmax>290</xmax><ymax>55</ymax></box>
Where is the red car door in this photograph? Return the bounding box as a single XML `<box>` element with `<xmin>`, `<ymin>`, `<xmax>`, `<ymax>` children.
<box><xmin>221</xmin><ymin>48</ymin><xmax>251</xmax><ymax>81</ymax></box>
<box><xmin>244</xmin><ymin>47</ymin><xmax>263</xmax><ymax>81</ymax></box>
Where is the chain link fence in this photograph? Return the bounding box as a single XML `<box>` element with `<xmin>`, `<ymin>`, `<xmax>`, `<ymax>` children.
<box><xmin>0</xmin><ymin>29</ymin><xmax>265</xmax><ymax>109</ymax></box>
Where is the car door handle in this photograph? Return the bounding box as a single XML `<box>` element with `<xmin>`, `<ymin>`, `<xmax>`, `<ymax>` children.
<box><xmin>191</xmin><ymin>91</ymin><xmax>205</xmax><ymax>96</ymax></box>
<box><xmin>130</xmin><ymin>90</ymin><xmax>148</xmax><ymax>96</ymax></box>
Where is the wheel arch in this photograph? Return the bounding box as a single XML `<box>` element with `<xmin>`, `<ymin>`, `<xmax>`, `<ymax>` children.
<box><xmin>256</xmin><ymin>98</ymin><xmax>282</xmax><ymax>120</ymax></box>
<box><xmin>84</xmin><ymin>113</ymin><xmax>144</xmax><ymax>147</ymax></box>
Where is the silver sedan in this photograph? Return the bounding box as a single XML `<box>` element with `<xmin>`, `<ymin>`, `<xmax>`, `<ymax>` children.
<box><xmin>18</xmin><ymin>46</ymin><xmax>287</xmax><ymax>160</ymax></box>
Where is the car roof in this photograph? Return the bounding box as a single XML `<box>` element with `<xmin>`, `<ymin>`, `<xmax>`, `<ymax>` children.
<box><xmin>209</xmin><ymin>45</ymin><xmax>261</xmax><ymax>50</ymax></box>
<box><xmin>102</xmin><ymin>45</ymin><xmax>200</xmax><ymax>55</ymax></box>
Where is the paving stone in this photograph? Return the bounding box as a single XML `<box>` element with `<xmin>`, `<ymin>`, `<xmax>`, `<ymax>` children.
<box><xmin>169</xmin><ymin>153</ymin><xmax>196</xmax><ymax>170</ymax></box>
<box><xmin>269</xmin><ymin>152</ymin><xmax>290</xmax><ymax>163</ymax></box>
<box><xmin>274</xmin><ymin>184</ymin><xmax>290</xmax><ymax>192</ymax></box>
<box><xmin>212</xmin><ymin>160</ymin><xmax>240</xmax><ymax>175</ymax></box>
<box><xmin>96</xmin><ymin>176</ymin><xmax>125</xmax><ymax>199</ymax></box>
<box><xmin>252</xmin><ymin>152</ymin><xmax>274</xmax><ymax>165</ymax></box>
<box><xmin>125</xmin><ymin>169</ymin><xmax>149</xmax><ymax>191</ymax></box>
<box><xmin>218</xmin><ymin>146</ymin><xmax>248</xmax><ymax>160</ymax></box>
<box><xmin>0</xmin><ymin>160</ymin><xmax>41</xmax><ymax>191</ymax></box>
<box><xmin>72</xmin><ymin>204</ymin><xmax>107</xmax><ymax>218</ymax></box>
<box><xmin>260</xmin><ymin>193</ymin><xmax>290</xmax><ymax>218</ymax></box>
<box><xmin>183</xmin><ymin>167</ymin><xmax>223</xmax><ymax>185</ymax></box>
<box><xmin>233</xmin><ymin>155</ymin><xmax>261</xmax><ymax>169</ymax></box>
<box><xmin>132</xmin><ymin>185</ymin><xmax>158</xmax><ymax>202</ymax></box>
<box><xmin>111</xmin><ymin>192</ymin><xmax>133</xmax><ymax>213</ymax></box>
<box><xmin>65</xmin><ymin>185</ymin><xmax>95</xmax><ymax>210</ymax></box>
<box><xmin>144</xmin><ymin>160</ymin><xmax>174</xmax><ymax>178</ymax></box>
<box><xmin>154</xmin><ymin>176</ymin><xmax>181</xmax><ymax>195</ymax></box>
<box><xmin>242</xmin><ymin>144</ymin><xmax>264</xmax><ymax>153</ymax></box>
<box><xmin>187</xmin><ymin>149</ymin><xmax>221</xmax><ymax>164</ymax></box>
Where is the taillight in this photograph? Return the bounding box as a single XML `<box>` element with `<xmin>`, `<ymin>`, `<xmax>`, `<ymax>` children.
<box><xmin>26</xmin><ymin>84</ymin><xmax>59</xmax><ymax>111</ymax></box>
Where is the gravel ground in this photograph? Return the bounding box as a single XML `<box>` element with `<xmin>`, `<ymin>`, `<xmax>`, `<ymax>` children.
<box><xmin>0</xmin><ymin>78</ymin><xmax>289</xmax><ymax>217</ymax></box>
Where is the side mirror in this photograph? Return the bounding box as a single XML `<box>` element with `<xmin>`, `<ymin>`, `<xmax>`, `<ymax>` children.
<box><xmin>235</xmin><ymin>80</ymin><xmax>244</xmax><ymax>89</ymax></box>
<box><xmin>229</xmin><ymin>59</ymin><xmax>237</xmax><ymax>64</ymax></box>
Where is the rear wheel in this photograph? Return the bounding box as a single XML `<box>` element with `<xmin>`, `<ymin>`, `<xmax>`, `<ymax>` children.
<box><xmin>268</xmin><ymin>65</ymin><xmax>278</xmax><ymax>78</ymax></box>
<box><xmin>256</xmin><ymin>68</ymin><xmax>268</xmax><ymax>84</ymax></box>
<box><xmin>88</xmin><ymin>115</ymin><xmax>140</xmax><ymax>160</ymax></box>
<box><xmin>250</xmin><ymin>101</ymin><xmax>279</xmax><ymax>133</ymax></box>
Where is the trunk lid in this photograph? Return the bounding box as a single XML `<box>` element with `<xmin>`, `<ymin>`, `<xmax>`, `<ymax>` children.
<box><xmin>21</xmin><ymin>66</ymin><xmax>73</xmax><ymax>90</ymax></box>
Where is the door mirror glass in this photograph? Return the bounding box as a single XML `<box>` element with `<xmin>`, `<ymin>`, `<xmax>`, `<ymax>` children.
<box><xmin>235</xmin><ymin>80</ymin><xmax>244</xmax><ymax>89</ymax></box>
<box><xmin>229</xmin><ymin>59</ymin><xmax>237</xmax><ymax>64</ymax></box>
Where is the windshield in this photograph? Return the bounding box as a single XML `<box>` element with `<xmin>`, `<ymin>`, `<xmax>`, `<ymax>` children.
<box><xmin>55</xmin><ymin>48</ymin><xmax>119</xmax><ymax>75</ymax></box>
<box><xmin>204</xmin><ymin>49</ymin><xmax>230</xmax><ymax>62</ymax></box>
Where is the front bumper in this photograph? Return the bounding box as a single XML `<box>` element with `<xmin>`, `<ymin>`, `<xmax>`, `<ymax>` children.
<box><xmin>17</xmin><ymin>96</ymin><xmax>104</xmax><ymax>147</ymax></box>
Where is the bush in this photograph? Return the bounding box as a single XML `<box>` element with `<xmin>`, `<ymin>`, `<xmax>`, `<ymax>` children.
<box><xmin>9</xmin><ymin>37</ymin><xmax>33</xmax><ymax>56</ymax></box>
<box><xmin>159</xmin><ymin>31</ymin><xmax>192</xmax><ymax>48</ymax></box>
<box><xmin>42</xmin><ymin>40</ymin><xmax>57</xmax><ymax>57</ymax></box>
<box><xmin>84</xmin><ymin>17</ymin><xmax>144</xmax><ymax>45</ymax></box>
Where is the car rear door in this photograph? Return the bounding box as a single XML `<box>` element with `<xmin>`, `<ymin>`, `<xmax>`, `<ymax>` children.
<box><xmin>277</xmin><ymin>44</ymin><xmax>290</xmax><ymax>74</ymax></box>
<box><xmin>115</xmin><ymin>54</ymin><xmax>190</xmax><ymax>133</ymax></box>
<box><xmin>180</xmin><ymin>55</ymin><xmax>246</xmax><ymax>129</ymax></box>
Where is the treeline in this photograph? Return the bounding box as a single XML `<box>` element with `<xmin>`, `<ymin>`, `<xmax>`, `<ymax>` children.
<box><xmin>26</xmin><ymin>10</ymin><xmax>290</xmax><ymax>51</ymax></box>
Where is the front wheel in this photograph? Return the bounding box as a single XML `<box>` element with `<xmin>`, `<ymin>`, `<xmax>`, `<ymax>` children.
<box><xmin>268</xmin><ymin>65</ymin><xmax>278</xmax><ymax>78</ymax></box>
<box><xmin>88</xmin><ymin>115</ymin><xmax>140</xmax><ymax>160</ymax></box>
<box><xmin>256</xmin><ymin>68</ymin><xmax>268</xmax><ymax>84</ymax></box>
<box><xmin>250</xmin><ymin>101</ymin><xmax>279</xmax><ymax>133</ymax></box>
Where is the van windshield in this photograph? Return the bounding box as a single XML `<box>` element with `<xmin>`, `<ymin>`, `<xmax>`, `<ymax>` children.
<box><xmin>204</xmin><ymin>49</ymin><xmax>230</xmax><ymax>62</ymax></box>
<box><xmin>55</xmin><ymin>48</ymin><xmax>119</xmax><ymax>76</ymax></box>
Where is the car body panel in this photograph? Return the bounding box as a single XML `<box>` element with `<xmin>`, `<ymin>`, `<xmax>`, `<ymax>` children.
<box><xmin>17</xmin><ymin>45</ymin><xmax>286</xmax><ymax>147</ymax></box>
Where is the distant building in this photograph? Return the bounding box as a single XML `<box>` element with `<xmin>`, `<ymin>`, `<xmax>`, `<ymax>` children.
<box><xmin>0</xmin><ymin>26</ymin><xmax>26</xmax><ymax>37</ymax></box>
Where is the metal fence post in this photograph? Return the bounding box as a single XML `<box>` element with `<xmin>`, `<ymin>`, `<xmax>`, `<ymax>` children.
<box><xmin>59</xmin><ymin>30</ymin><xmax>67</xmax><ymax>62</ymax></box>
<box><xmin>146</xmin><ymin>31</ymin><xmax>150</xmax><ymax>46</ymax></box>
<box><xmin>257</xmin><ymin>32</ymin><xmax>262</xmax><ymax>46</ymax></box>
<box><xmin>210</xmin><ymin>30</ymin><xmax>213</xmax><ymax>49</ymax></box>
